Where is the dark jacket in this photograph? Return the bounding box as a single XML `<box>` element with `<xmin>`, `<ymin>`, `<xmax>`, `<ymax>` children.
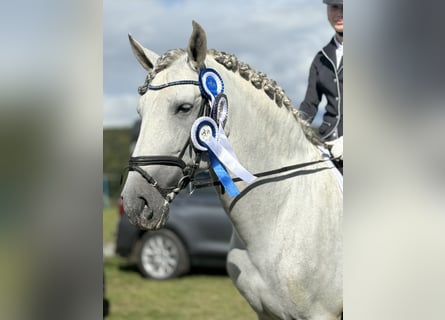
<box><xmin>299</xmin><ymin>37</ymin><xmax>343</xmax><ymax>140</ymax></box>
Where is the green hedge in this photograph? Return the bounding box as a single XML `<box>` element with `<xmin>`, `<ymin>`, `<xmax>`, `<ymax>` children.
<box><xmin>104</xmin><ymin>128</ymin><xmax>132</xmax><ymax>199</ymax></box>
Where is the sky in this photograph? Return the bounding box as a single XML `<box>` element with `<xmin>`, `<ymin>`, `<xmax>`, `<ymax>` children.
<box><xmin>103</xmin><ymin>0</ymin><xmax>333</xmax><ymax>128</ymax></box>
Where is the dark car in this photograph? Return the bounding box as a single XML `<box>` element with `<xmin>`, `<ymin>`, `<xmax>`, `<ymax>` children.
<box><xmin>115</xmin><ymin>184</ymin><xmax>233</xmax><ymax>279</ymax></box>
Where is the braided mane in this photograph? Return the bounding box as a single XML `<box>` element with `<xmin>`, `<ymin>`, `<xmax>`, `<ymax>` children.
<box><xmin>139</xmin><ymin>48</ymin><xmax>323</xmax><ymax>146</ymax></box>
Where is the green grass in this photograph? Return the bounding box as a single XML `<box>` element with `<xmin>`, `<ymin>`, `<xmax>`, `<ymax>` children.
<box><xmin>103</xmin><ymin>204</ymin><xmax>256</xmax><ymax>319</ymax></box>
<box><xmin>104</xmin><ymin>257</ymin><xmax>256</xmax><ymax>319</ymax></box>
<box><xmin>103</xmin><ymin>203</ymin><xmax>119</xmax><ymax>244</ymax></box>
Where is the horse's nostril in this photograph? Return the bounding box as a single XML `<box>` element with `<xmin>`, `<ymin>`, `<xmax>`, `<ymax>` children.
<box><xmin>142</xmin><ymin>205</ymin><xmax>154</xmax><ymax>220</ymax></box>
<box><xmin>139</xmin><ymin>196</ymin><xmax>148</xmax><ymax>206</ymax></box>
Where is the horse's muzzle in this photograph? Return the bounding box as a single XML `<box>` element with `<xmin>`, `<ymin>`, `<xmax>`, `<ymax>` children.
<box><xmin>121</xmin><ymin>173</ymin><xmax>170</xmax><ymax>230</ymax></box>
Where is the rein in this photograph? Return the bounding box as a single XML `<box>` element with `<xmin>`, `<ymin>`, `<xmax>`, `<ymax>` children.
<box><xmin>191</xmin><ymin>157</ymin><xmax>337</xmax><ymax>190</ymax></box>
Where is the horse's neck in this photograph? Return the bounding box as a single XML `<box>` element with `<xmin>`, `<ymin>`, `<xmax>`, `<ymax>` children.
<box><xmin>221</xmin><ymin>74</ymin><xmax>319</xmax><ymax>173</ymax></box>
<box><xmin>209</xmin><ymin>62</ymin><xmax>341</xmax><ymax>250</ymax></box>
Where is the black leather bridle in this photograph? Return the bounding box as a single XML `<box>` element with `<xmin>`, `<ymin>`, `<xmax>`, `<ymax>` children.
<box><xmin>126</xmin><ymin>79</ymin><xmax>210</xmax><ymax>202</ymax></box>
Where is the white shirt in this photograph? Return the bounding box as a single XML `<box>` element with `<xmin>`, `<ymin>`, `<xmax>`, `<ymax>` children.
<box><xmin>334</xmin><ymin>37</ymin><xmax>343</xmax><ymax>69</ymax></box>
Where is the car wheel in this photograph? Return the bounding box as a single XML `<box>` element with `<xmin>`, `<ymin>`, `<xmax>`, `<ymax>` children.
<box><xmin>137</xmin><ymin>229</ymin><xmax>190</xmax><ymax>279</ymax></box>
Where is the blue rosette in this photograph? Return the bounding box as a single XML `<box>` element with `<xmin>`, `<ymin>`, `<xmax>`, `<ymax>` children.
<box><xmin>190</xmin><ymin>117</ymin><xmax>240</xmax><ymax>197</ymax></box>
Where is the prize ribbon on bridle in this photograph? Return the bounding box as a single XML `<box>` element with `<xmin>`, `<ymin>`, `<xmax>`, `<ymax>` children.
<box><xmin>192</xmin><ymin>69</ymin><xmax>256</xmax><ymax>197</ymax></box>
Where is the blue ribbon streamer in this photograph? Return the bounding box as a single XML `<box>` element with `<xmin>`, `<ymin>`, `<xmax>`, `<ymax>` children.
<box><xmin>208</xmin><ymin>151</ymin><xmax>240</xmax><ymax>197</ymax></box>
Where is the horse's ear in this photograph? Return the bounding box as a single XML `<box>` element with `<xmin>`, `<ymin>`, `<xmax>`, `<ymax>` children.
<box><xmin>128</xmin><ymin>34</ymin><xmax>159</xmax><ymax>72</ymax></box>
<box><xmin>187</xmin><ymin>21</ymin><xmax>207</xmax><ymax>69</ymax></box>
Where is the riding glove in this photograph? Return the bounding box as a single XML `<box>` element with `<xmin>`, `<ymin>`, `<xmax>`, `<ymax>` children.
<box><xmin>326</xmin><ymin>136</ymin><xmax>343</xmax><ymax>160</ymax></box>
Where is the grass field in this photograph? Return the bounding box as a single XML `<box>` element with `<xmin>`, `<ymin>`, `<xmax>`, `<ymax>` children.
<box><xmin>103</xmin><ymin>204</ymin><xmax>119</xmax><ymax>244</ymax></box>
<box><xmin>103</xmin><ymin>204</ymin><xmax>256</xmax><ymax>320</ymax></box>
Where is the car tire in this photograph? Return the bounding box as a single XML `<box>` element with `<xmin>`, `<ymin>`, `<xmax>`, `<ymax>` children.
<box><xmin>137</xmin><ymin>229</ymin><xmax>190</xmax><ymax>279</ymax></box>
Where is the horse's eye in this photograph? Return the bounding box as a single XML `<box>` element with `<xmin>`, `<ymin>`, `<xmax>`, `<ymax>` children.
<box><xmin>176</xmin><ymin>103</ymin><xmax>193</xmax><ymax>114</ymax></box>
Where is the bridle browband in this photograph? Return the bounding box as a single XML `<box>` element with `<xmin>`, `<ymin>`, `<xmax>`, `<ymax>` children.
<box><xmin>125</xmin><ymin>71</ymin><xmax>338</xmax><ymax>202</ymax></box>
<box><xmin>147</xmin><ymin>80</ymin><xmax>200</xmax><ymax>91</ymax></box>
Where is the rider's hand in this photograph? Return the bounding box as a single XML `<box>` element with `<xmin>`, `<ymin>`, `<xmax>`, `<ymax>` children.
<box><xmin>326</xmin><ymin>136</ymin><xmax>343</xmax><ymax>160</ymax></box>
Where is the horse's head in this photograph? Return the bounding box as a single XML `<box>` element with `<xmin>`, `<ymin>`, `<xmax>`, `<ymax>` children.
<box><xmin>121</xmin><ymin>21</ymin><xmax>211</xmax><ymax>230</ymax></box>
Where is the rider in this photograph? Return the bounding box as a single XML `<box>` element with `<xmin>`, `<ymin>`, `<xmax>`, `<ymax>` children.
<box><xmin>299</xmin><ymin>0</ymin><xmax>343</xmax><ymax>173</ymax></box>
